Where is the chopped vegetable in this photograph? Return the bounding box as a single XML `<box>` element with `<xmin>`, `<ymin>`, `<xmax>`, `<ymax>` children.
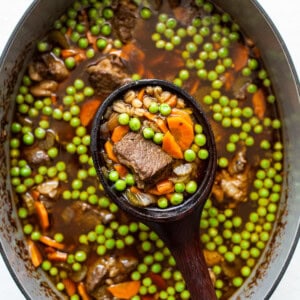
<box><xmin>111</xmin><ymin>125</ymin><xmax>130</xmax><ymax>143</ymax></box>
<box><xmin>78</xmin><ymin>282</ymin><xmax>91</xmax><ymax>300</ymax></box>
<box><xmin>232</xmin><ymin>43</ymin><xmax>249</xmax><ymax>71</ymax></box>
<box><xmin>149</xmin><ymin>179</ymin><xmax>174</xmax><ymax>195</ymax></box>
<box><xmin>47</xmin><ymin>250</ymin><xmax>68</xmax><ymax>262</ymax></box>
<box><xmin>114</xmin><ymin>164</ymin><xmax>128</xmax><ymax>178</ymax></box>
<box><xmin>39</xmin><ymin>235</ymin><xmax>65</xmax><ymax>250</ymax></box>
<box><xmin>252</xmin><ymin>88</ymin><xmax>266</xmax><ymax>119</ymax></box>
<box><xmin>80</xmin><ymin>99</ymin><xmax>102</xmax><ymax>126</ymax></box>
<box><xmin>62</xmin><ymin>278</ymin><xmax>76</xmax><ymax>296</ymax></box>
<box><xmin>107</xmin><ymin>281</ymin><xmax>141</xmax><ymax>299</ymax></box>
<box><xmin>104</xmin><ymin>140</ymin><xmax>119</xmax><ymax>162</ymax></box>
<box><xmin>34</xmin><ymin>201</ymin><xmax>49</xmax><ymax>230</ymax></box>
<box><xmin>167</xmin><ymin>116</ymin><xmax>194</xmax><ymax>150</ymax></box>
<box><xmin>162</xmin><ymin>131</ymin><xmax>183</xmax><ymax>159</ymax></box>
<box><xmin>27</xmin><ymin>239</ymin><xmax>43</xmax><ymax>267</ymax></box>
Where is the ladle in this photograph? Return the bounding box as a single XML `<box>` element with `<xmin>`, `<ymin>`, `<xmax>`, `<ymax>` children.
<box><xmin>91</xmin><ymin>79</ymin><xmax>217</xmax><ymax>299</ymax></box>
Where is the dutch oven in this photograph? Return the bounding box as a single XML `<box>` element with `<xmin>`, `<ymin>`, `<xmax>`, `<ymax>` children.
<box><xmin>0</xmin><ymin>0</ymin><xmax>299</xmax><ymax>299</ymax></box>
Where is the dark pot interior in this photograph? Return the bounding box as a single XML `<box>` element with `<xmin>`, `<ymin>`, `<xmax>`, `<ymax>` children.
<box><xmin>0</xmin><ymin>0</ymin><xmax>299</xmax><ymax>299</ymax></box>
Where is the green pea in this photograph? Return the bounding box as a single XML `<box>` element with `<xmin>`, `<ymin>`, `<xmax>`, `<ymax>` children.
<box><xmin>143</xmin><ymin>127</ymin><xmax>155</xmax><ymax>139</ymax></box>
<box><xmin>148</xmin><ymin>102</ymin><xmax>159</xmax><ymax>114</ymax></box>
<box><xmin>186</xmin><ymin>180</ymin><xmax>198</xmax><ymax>194</ymax></box>
<box><xmin>22</xmin><ymin>133</ymin><xmax>34</xmax><ymax>145</ymax></box>
<box><xmin>158</xmin><ymin>197</ymin><xmax>168</xmax><ymax>208</ymax></box>
<box><xmin>129</xmin><ymin>117</ymin><xmax>141</xmax><ymax>131</ymax></box>
<box><xmin>170</xmin><ymin>193</ymin><xmax>184</xmax><ymax>205</ymax></box>
<box><xmin>114</xmin><ymin>179</ymin><xmax>126</xmax><ymax>191</ymax></box>
<box><xmin>159</xmin><ymin>103</ymin><xmax>171</xmax><ymax>116</ymax></box>
<box><xmin>198</xmin><ymin>149</ymin><xmax>209</xmax><ymax>160</ymax></box>
<box><xmin>175</xmin><ymin>182</ymin><xmax>185</xmax><ymax>193</ymax></box>
<box><xmin>118</xmin><ymin>113</ymin><xmax>130</xmax><ymax>125</ymax></box>
<box><xmin>184</xmin><ymin>149</ymin><xmax>196</xmax><ymax>162</ymax></box>
<box><xmin>153</xmin><ymin>132</ymin><xmax>164</xmax><ymax>144</ymax></box>
<box><xmin>109</xmin><ymin>170</ymin><xmax>119</xmax><ymax>182</ymax></box>
<box><xmin>194</xmin><ymin>133</ymin><xmax>206</xmax><ymax>146</ymax></box>
<box><xmin>65</xmin><ymin>57</ymin><xmax>76</xmax><ymax>69</ymax></box>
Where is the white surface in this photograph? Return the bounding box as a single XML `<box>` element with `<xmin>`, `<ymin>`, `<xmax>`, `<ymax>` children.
<box><xmin>0</xmin><ymin>1</ymin><xmax>299</xmax><ymax>299</ymax></box>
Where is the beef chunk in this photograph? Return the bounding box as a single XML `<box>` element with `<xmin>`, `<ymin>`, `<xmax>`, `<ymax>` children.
<box><xmin>87</xmin><ymin>55</ymin><xmax>131</xmax><ymax>96</ymax></box>
<box><xmin>212</xmin><ymin>148</ymin><xmax>251</xmax><ymax>208</ymax></box>
<box><xmin>114</xmin><ymin>132</ymin><xmax>173</xmax><ymax>188</ymax></box>
<box><xmin>86</xmin><ymin>255</ymin><xmax>138</xmax><ymax>294</ymax></box>
<box><xmin>112</xmin><ymin>0</ymin><xmax>138</xmax><ymax>43</ymax></box>
<box><xmin>28</xmin><ymin>53</ymin><xmax>69</xmax><ymax>82</ymax></box>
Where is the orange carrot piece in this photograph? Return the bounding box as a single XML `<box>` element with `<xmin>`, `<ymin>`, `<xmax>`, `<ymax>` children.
<box><xmin>78</xmin><ymin>282</ymin><xmax>91</xmax><ymax>300</ymax></box>
<box><xmin>80</xmin><ymin>99</ymin><xmax>102</xmax><ymax>126</ymax></box>
<box><xmin>232</xmin><ymin>43</ymin><xmax>249</xmax><ymax>71</ymax></box>
<box><xmin>34</xmin><ymin>201</ymin><xmax>49</xmax><ymax>230</ymax></box>
<box><xmin>224</xmin><ymin>70</ymin><xmax>235</xmax><ymax>91</ymax></box>
<box><xmin>111</xmin><ymin>125</ymin><xmax>130</xmax><ymax>143</ymax></box>
<box><xmin>144</xmin><ymin>111</ymin><xmax>156</xmax><ymax>121</ymax></box>
<box><xmin>107</xmin><ymin>281</ymin><xmax>141</xmax><ymax>299</ymax></box>
<box><xmin>167</xmin><ymin>116</ymin><xmax>194</xmax><ymax>151</ymax></box>
<box><xmin>162</xmin><ymin>131</ymin><xmax>183</xmax><ymax>159</ymax></box>
<box><xmin>252</xmin><ymin>88</ymin><xmax>266</xmax><ymax>119</ymax></box>
<box><xmin>47</xmin><ymin>250</ymin><xmax>68</xmax><ymax>262</ymax></box>
<box><xmin>61</xmin><ymin>49</ymin><xmax>78</xmax><ymax>58</ymax></box>
<box><xmin>156</xmin><ymin>179</ymin><xmax>174</xmax><ymax>194</ymax></box>
<box><xmin>63</xmin><ymin>279</ymin><xmax>76</xmax><ymax>297</ymax></box>
<box><xmin>114</xmin><ymin>164</ymin><xmax>128</xmax><ymax>178</ymax></box>
<box><xmin>130</xmin><ymin>186</ymin><xmax>141</xmax><ymax>194</ymax></box>
<box><xmin>137</xmin><ymin>88</ymin><xmax>145</xmax><ymax>101</ymax></box>
<box><xmin>104</xmin><ymin>141</ymin><xmax>119</xmax><ymax>162</ymax></box>
<box><xmin>74</xmin><ymin>52</ymin><xmax>86</xmax><ymax>62</ymax></box>
<box><xmin>27</xmin><ymin>240</ymin><xmax>43</xmax><ymax>267</ymax></box>
<box><xmin>149</xmin><ymin>180</ymin><xmax>175</xmax><ymax>196</ymax></box>
<box><xmin>170</xmin><ymin>108</ymin><xmax>193</xmax><ymax>126</ymax></box>
<box><xmin>39</xmin><ymin>236</ymin><xmax>65</xmax><ymax>250</ymax></box>
<box><xmin>189</xmin><ymin>80</ymin><xmax>200</xmax><ymax>96</ymax></box>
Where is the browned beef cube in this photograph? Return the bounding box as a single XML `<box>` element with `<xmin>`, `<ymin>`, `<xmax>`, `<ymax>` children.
<box><xmin>114</xmin><ymin>132</ymin><xmax>173</xmax><ymax>188</ymax></box>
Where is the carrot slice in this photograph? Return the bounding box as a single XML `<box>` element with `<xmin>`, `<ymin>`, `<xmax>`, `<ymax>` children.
<box><xmin>162</xmin><ymin>131</ymin><xmax>183</xmax><ymax>159</ymax></box>
<box><xmin>63</xmin><ymin>279</ymin><xmax>76</xmax><ymax>297</ymax></box>
<box><xmin>224</xmin><ymin>70</ymin><xmax>235</xmax><ymax>91</ymax></box>
<box><xmin>252</xmin><ymin>88</ymin><xmax>266</xmax><ymax>119</ymax></box>
<box><xmin>107</xmin><ymin>281</ymin><xmax>141</xmax><ymax>299</ymax></box>
<box><xmin>130</xmin><ymin>186</ymin><xmax>141</xmax><ymax>194</ymax></box>
<box><xmin>148</xmin><ymin>272</ymin><xmax>167</xmax><ymax>290</ymax></box>
<box><xmin>232</xmin><ymin>43</ymin><xmax>249</xmax><ymax>71</ymax></box>
<box><xmin>27</xmin><ymin>240</ymin><xmax>43</xmax><ymax>267</ymax></box>
<box><xmin>104</xmin><ymin>141</ymin><xmax>119</xmax><ymax>163</ymax></box>
<box><xmin>34</xmin><ymin>201</ymin><xmax>49</xmax><ymax>230</ymax></box>
<box><xmin>167</xmin><ymin>116</ymin><xmax>194</xmax><ymax>151</ymax></box>
<box><xmin>111</xmin><ymin>125</ymin><xmax>129</xmax><ymax>143</ymax></box>
<box><xmin>137</xmin><ymin>88</ymin><xmax>145</xmax><ymax>101</ymax></box>
<box><xmin>170</xmin><ymin>108</ymin><xmax>193</xmax><ymax>126</ymax></box>
<box><xmin>47</xmin><ymin>250</ymin><xmax>68</xmax><ymax>262</ymax></box>
<box><xmin>80</xmin><ymin>99</ymin><xmax>102</xmax><ymax>126</ymax></box>
<box><xmin>149</xmin><ymin>179</ymin><xmax>175</xmax><ymax>196</ymax></box>
<box><xmin>39</xmin><ymin>236</ymin><xmax>65</xmax><ymax>250</ymax></box>
<box><xmin>61</xmin><ymin>49</ymin><xmax>78</xmax><ymax>58</ymax></box>
<box><xmin>114</xmin><ymin>164</ymin><xmax>128</xmax><ymax>178</ymax></box>
<box><xmin>78</xmin><ymin>282</ymin><xmax>91</xmax><ymax>300</ymax></box>
<box><xmin>156</xmin><ymin>179</ymin><xmax>174</xmax><ymax>194</ymax></box>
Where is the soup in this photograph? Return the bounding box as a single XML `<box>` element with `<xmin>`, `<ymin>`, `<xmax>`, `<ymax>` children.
<box><xmin>8</xmin><ymin>0</ymin><xmax>283</xmax><ymax>299</ymax></box>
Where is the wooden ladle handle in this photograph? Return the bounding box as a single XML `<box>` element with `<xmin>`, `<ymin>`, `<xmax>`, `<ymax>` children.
<box><xmin>148</xmin><ymin>208</ymin><xmax>217</xmax><ymax>300</ymax></box>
